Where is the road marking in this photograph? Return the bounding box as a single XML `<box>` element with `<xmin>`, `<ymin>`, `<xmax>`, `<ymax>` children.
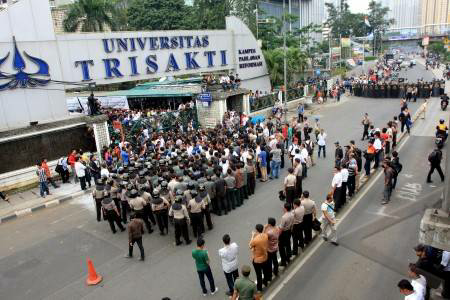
<box><xmin>265</xmin><ymin>133</ymin><xmax>412</xmax><ymax>299</ymax></box>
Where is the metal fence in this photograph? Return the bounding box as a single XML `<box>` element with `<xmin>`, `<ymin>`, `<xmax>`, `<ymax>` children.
<box><xmin>250</xmin><ymin>87</ymin><xmax>305</xmax><ymax>113</ymax></box>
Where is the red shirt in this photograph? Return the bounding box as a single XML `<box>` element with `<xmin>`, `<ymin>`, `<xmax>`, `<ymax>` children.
<box><xmin>68</xmin><ymin>154</ymin><xmax>76</xmax><ymax>167</ymax></box>
<box><xmin>282</xmin><ymin>127</ymin><xmax>288</xmax><ymax>139</ymax></box>
<box><xmin>42</xmin><ymin>162</ymin><xmax>51</xmax><ymax>177</ymax></box>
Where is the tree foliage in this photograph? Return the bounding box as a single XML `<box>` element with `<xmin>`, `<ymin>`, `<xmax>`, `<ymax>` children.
<box><xmin>127</xmin><ymin>0</ymin><xmax>190</xmax><ymax>31</ymax></box>
<box><xmin>63</xmin><ymin>0</ymin><xmax>117</xmax><ymax>32</ymax></box>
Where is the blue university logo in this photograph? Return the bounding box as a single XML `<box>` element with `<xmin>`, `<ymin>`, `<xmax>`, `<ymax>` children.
<box><xmin>0</xmin><ymin>37</ymin><xmax>51</xmax><ymax>91</ymax></box>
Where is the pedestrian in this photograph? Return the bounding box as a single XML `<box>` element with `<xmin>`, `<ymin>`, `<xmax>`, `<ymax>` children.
<box><xmin>168</xmin><ymin>195</ymin><xmax>191</xmax><ymax>246</ymax></box>
<box><xmin>340</xmin><ymin>162</ymin><xmax>348</xmax><ymax>207</ymax></box>
<box><xmin>36</xmin><ymin>162</ymin><xmax>50</xmax><ymax>198</ymax></box>
<box><xmin>55</xmin><ymin>156</ymin><xmax>70</xmax><ymax>183</ymax></box>
<box><xmin>264</xmin><ymin>217</ymin><xmax>279</xmax><ymax>278</ymax></box>
<box><xmin>125</xmin><ymin>214</ymin><xmax>145</xmax><ymax>261</ymax></box>
<box><xmin>321</xmin><ymin>193</ymin><xmax>338</xmax><ymax>246</ymax></box>
<box><xmin>231</xmin><ymin>265</ymin><xmax>261</xmax><ymax>300</ymax></box>
<box><xmin>293</xmin><ymin>158</ymin><xmax>303</xmax><ymax>198</ymax></box>
<box><xmin>347</xmin><ymin>153</ymin><xmax>358</xmax><ymax>197</ymax></box>
<box><xmin>292</xmin><ymin>199</ymin><xmax>305</xmax><ymax>255</ymax></box>
<box><xmin>397</xmin><ymin>279</ymin><xmax>423</xmax><ymax>300</ymax></box>
<box><xmin>331</xmin><ymin>165</ymin><xmax>343</xmax><ymax>213</ymax></box>
<box><xmin>42</xmin><ymin>159</ymin><xmax>59</xmax><ymax>189</ymax></box>
<box><xmin>381</xmin><ymin>160</ymin><xmax>395</xmax><ymax>205</ymax></box>
<box><xmin>373</xmin><ymin>132</ymin><xmax>383</xmax><ymax>169</ymax></box>
<box><xmin>68</xmin><ymin>149</ymin><xmax>78</xmax><ymax>183</ymax></box>
<box><xmin>269</xmin><ymin>144</ymin><xmax>282</xmax><ymax>179</ymax></box>
<box><xmin>92</xmin><ymin>179</ymin><xmax>105</xmax><ymax>222</ymax></box>
<box><xmin>334</xmin><ymin>142</ymin><xmax>343</xmax><ymax>167</ymax></box>
<box><xmin>151</xmin><ymin>189</ymin><xmax>170</xmax><ymax>235</ymax></box>
<box><xmin>391</xmin><ymin>151</ymin><xmax>402</xmax><ymax>190</ymax></box>
<box><xmin>301</xmin><ymin>191</ymin><xmax>316</xmax><ymax>246</ymax></box>
<box><xmin>426</xmin><ymin>147</ymin><xmax>444</xmax><ymax>183</ymax></box>
<box><xmin>129</xmin><ymin>189</ymin><xmax>153</xmax><ymax>234</ymax></box>
<box><xmin>249</xmin><ymin>224</ymin><xmax>269</xmax><ymax>292</ymax></box>
<box><xmin>101</xmin><ymin>197</ymin><xmax>125</xmax><ymax>234</ymax></box>
<box><xmin>279</xmin><ymin>202</ymin><xmax>294</xmax><ymax>266</ymax></box>
<box><xmin>192</xmin><ymin>238</ymin><xmax>219</xmax><ymax>296</ymax></box>
<box><xmin>440</xmin><ymin>250</ymin><xmax>450</xmax><ymax>299</ymax></box>
<box><xmin>364</xmin><ymin>140</ymin><xmax>376</xmax><ymax>177</ymax></box>
<box><xmin>361</xmin><ymin>113</ymin><xmax>371</xmax><ymax>140</ymax></box>
<box><xmin>297</xmin><ymin>103</ymin><xmax>304</xmax><ymax>123</ymax></box>
<box><xmin>258</xmin><ymin>146</ymin><xmax>268</xmax><ymax>182</ymax></box>
<box><xmin>74</xmin><ymin>156</ymin><xmax>87</xmax><ymax>190</ymax></box>
<box><xmin>317</xmin><ymin>129</ymin><xmax>327</xmax><ymax>158</ymax></box>
<box><xmin>89</xmin><ymin>155</ymin><xmax>101</xmax><ymax>183</ymax></box>
<box><xmin>407</xmin><ymin>263</ymin><xmax>427</xmax><ymax>300</ymax></box>
<box><xmin>218</xmin><ymin>234</ymin><xmax>239</xmax><ymax>297</ymax></box>
<box><xmin>284</xmin><ymin>168</ymin><xmax>296</xmax><ymax>207</ymax></box>
<box><xmin>187</xmin><ymin>189</ymin><xmax>205</xmax><ymax>238</ymax></box>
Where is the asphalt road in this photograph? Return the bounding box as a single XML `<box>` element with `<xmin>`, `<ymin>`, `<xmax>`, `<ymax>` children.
<box><xmin>0</xmin><ymin>64</ymin><xmax>441</xmax><ymax>300</ymax></box>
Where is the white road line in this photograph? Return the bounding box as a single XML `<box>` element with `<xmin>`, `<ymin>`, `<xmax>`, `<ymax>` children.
<box><xmin>265</xmin><ymin>133</ymin><xmax>412</xmax><ymax>299</ymax></box>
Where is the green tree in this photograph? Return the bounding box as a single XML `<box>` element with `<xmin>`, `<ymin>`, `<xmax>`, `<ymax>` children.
<box><xmin>190</xmin><ymin>0</ymin><xmax>230</xmax><ymax>29</ymax></box>
<box><xmin>367</xmin><ymin>0</ymin><xmax>395</xmax><ymax>54</ymax></box>
<box><xmin>63</xmin><ymin>0</ymin><xmax>117</xmax><ymax>32</ymax></box>
<box><xmin>229</xmin><ymin>0</ymin><xmax>258</xmax><ymax>34</ymax></box>
<box><xmin>127</xmin><ymin>0</ymin><xmax>190</xmax><ymax>31</ymax></box>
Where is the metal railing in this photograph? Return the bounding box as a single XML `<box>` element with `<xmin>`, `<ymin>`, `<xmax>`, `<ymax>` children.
<box><xmin>249</xmin><ymin>87</ymin><xmax>305</xmax><ymax>113</ymax></box>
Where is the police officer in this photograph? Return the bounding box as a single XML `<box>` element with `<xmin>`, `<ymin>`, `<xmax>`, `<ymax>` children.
<box><xmin>110</xmin><ymin>176</ymin><xmax>121</xmax><ymax>212</ymax></box>
<box><xmin>140</xmin><ymin>187</ymin><xmax>157</xmax><ymax>225</ymax></box>
<box><xmin>187</xmin><ymin>189</ymin><xmax>205</xmax><ymax>238</ymax></box>
<box><xmin>224</xmin><ymin>169</ymin><xmax>237</xmax><ymax>210</ymax></box>
<box><xmin>169</xmin><ymin>196</ymin><xmax>191</xmax><ymax>246</ymax></box>
<box><xmin>151</xmin><ymin>189</ymin><xmax>170</xmax><ymax>235</ymax></box>
<box><xmin>198</xmin><ymin>184</ymin><xmax>213</xmax><ymax>230</ymax></box>
<box><xmin>128</xmin><ymin>189</ymin><xmax>153</xmax><ymax>234</ymax></box>
<box><xmin>92</xmin><ymin>179</ymin><xmax>105</xmax><ymax>222</ymax></box>
<box><xmin>204</xmin><ymin>176</ymin><xmax>217</xmax><ymax>215</ymax></box>
<box><xmin>159</xmin><ymin>181</ymin><xmax>173</xmax><ymax>204</ymax></box>
<box><xmin>101</xmin><ymin>197</ymin><xmax>125</xmax><ymax>234</ymax></box>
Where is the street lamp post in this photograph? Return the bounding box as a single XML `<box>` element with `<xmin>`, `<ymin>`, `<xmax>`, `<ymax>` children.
<box><xmin>256</xmin><ymin>3</ymin><xmax>259</xmax><ymax>40</ymax></box>
<box><xmin>283</xmin><ymin>0</ymin><xmax>288</xmax><ymax>124</ymax></box>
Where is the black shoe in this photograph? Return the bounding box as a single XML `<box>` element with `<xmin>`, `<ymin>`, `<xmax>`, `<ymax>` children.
<box><xmin>112</xmin><ymin>231</ymin><xmax>117</xmax><ymax>234</ymax></box>
<box><xmin>331</xmin><ymin>241</ymin><xmax>339</xmax><ymax>246</ymax></box>
<box><xmin>226</xmin><ymin>291</ymin><xmax>233</xmax><ymax>296</ymax></box>
<box><xmin>322</xmin><ymin>236</ymin><xmax>328</xmax><ymax>242</ymax></box>
<box><xmin>160</xmin><ymin>232</ymin><xmax>165</xmax><ymax>236</ymax></box>
<box><xmin>426</xmin><ymin>180</ymin><xmax>433</xmax><ymax>183</ymax></box>
<box><xmin>185</xmin><ymin>240</ymin><xmax>192</xmax><ymax>245</ymax></box>
<box><xmin>120</xmin><ymin>228</ymin><xmax>126</xmax><ymax>232</ymax></box>
<box><xmin>175</xmin><ymin>241</ymin><xmax>183</xmax><ymax>246</ymax></box>
<box><xmin>139</xmin><ymin>257</ymin><xmax>145</xmax><ymax>261</ymax></box>
<box><xmin>148</xmin><ymin>229</ymin><xmax>154</xmax><ymax>234</ymax></box>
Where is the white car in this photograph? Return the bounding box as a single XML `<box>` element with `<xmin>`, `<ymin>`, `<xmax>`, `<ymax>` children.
<box><xmin>410</xmin><ymin>59</ymin><xmax>416</xmax><ymax>65</ymax></box>
<box><xmin>401</xmin><ymin>61</ymin><xmax>409</xmax><ymax>67</ymax></box>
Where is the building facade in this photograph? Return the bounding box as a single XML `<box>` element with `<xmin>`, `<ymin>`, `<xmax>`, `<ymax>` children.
<box><xmin>420</xmin><ymin>0</ymin><xmax>449</xmax><ymax>26</ymax></box>
<box><xmin>378</xmin><ymin>0</ymin><xmax>421</xmax><ymax>28</ymax></box>
<box><xmin>259</xmin><ymin>0</ymin><xmax>325</xmax><ymax>41</ymax></box>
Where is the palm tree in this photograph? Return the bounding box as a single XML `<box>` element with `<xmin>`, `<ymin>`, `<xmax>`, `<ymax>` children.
<box><xmin>63</xmin><ymin>0</ymin><xmax>117</xmax><ymax>32</ymax></box>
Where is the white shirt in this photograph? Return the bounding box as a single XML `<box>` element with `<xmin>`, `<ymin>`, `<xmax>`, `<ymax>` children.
<box><xmin>404</xmin><ymin>291</ymin><xmax>423</xmax><ymax>300</ymax></box>
<box><xmin>317</xmin><ymin>133</ymin><xmax>327</xmax><ymax>146</ymax></box>
<box><xmin>331</xmin><ymin>172</ymin><xmax>343</xmax><ymax>188</ymax></box>
<box><xmin>340</xmin><ymin>168</ymin><xmax>349</xmax><ymax>182</ymax></box>
<box><xmin>374</xmin><ymin>138</ymin><xmax>382</xmax><ymax>150</ymax></box>
<box><xmin>218</xmin><ymin>242</ymin><xmax>239</xmax><ymax>273</ymax></box>
<box><xmin>74</xmin><ymin>161</ymin><xmax>86</xmax><ymax>177</ymax></box>
<box><xmin>441</xmin><ymin>251</ymin><xmax>450</xmax><ymax>271</ymax></box>
<box><xmin>411</xmin><ymin>275</ymin><xmax>426</xmax><ymax>299</ymax></box>
<box><xmin>321</xmin><ymin>201</ymin><xmax>335</xmax><ymax>220</ymax></box>
<box><xmin>289</xmin><ymin>144</ymin><xmax>299</xmax><ymax>156</ymax></box>
<box><xmin>300</xmin><ymin>148</ymin><xmax>309</xmax><ymax>163</ymax></box>
<box><xmin>100</xmin><ymin>168</ymin><xmax>110</xmax><ymax>178</ymax></box>
<box><xmin>263</xmin><ymin>128</ymin><xmax>270</xmax><ymax>137</ymax></box>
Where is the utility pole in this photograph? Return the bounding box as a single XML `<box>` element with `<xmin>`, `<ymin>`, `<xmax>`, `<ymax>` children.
<box><xmin>288</xmin><ymin>0</ymin><xmax>292</xmax><ymax>32</ymax></box>
<box><xmin>283</xmin><ymin>0</ymin><xmax>288</xmax><ymax>124</ymax></box>
<box><xmin>256</xmin><ymin>3</ymin><xmax>259</xmax><ymax>40</ymax></box>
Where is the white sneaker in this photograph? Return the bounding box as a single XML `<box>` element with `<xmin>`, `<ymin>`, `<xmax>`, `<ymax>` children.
<box><xmin>211</xmin><ymin>287</ymin><xmax>219</xmax><ymax>295</ymax></box>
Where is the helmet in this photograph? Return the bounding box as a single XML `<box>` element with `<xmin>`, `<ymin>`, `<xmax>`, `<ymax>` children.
<box><xmin>199</xmin><ymin>184</ymin><xmax>205</xmax><ymax>191</ymax></box>
<box><xmin>152</xmin><ymin>189</ymin><xmax>160</xmax><ymax>197</ymax></box>
<box><xmin>440</xmin><ymin>119</ymin><xmax>445</xmax><ymax>124</ymax></box>
<box><xmin>161</xmin><ymin>181</ymin><xmax>168</xmax><ymax>188</ymax></box>
<box><xmin>158</xmin><ymin>177</ymin><xmax>164</xmax><ymax>184</ymax></box>
<box><xmin>187</xmin><ymin>182</ymin><xmax>195</xmax><ymax>190</ymax></box>
<box><xmin>175</xmin><ymin>195</ymin><xmax>183</xmax><ymax>202</ymax></box>
<box><xmin>190</xmin><ymin>190</ymin><xmax>198</xmax><ymax>197</ymax></box>
<box><xmin>176</xmin><ymin>190</ymin><xmax>184</xmax><ymax>196</ymax></box>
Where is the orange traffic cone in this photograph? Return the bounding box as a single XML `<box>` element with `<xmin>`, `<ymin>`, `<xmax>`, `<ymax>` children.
<box><xmin>86</xmin><ymin>257</ymin><xmax>102</xmax><ymax>285</ymax></box>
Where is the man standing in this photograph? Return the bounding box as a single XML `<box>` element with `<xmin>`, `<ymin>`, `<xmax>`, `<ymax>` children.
<box><xmin>168</xmin><ymin>196</ymin><xmax>191</xmax><ymax>246</ymax></box>
<box><xmin>74</xmin><ymin>156</ymin><xmax>87</xmax><ymax>190</ymax></box>
<box><xmin>218</xmin><ymin>234</ymin><xmax>239</xmax><ymax>297</ymax></box>
<box><xmin>264</xmin><ymin>218</ymin><xmax>279</xmax><ymax>278</ymax></box>
<box><xmin>361</xmin><ymin>113</ymin><xmax>371</xmax><ymax>140</ymax></box>
<box><xmin>334</xmin><ymin>142</ymin><xmax>343</xmax><ymax>167</ymax></box>
<box><xmin>382</xmin><ymin>160</ymin><xmax>395</xmax><ymax>205</ymax></box>
<box><xmin>347</xmin><ymin>153</ymin><xmax>358</xmax><ymax>198</ymax></box>
<box><xmin>125</xmin><ymin>215</ymin><xmax>145</xmax><ymax>261</ymax></box>
<box><xmin>317</xmin><ymin>129</ymin><xmax>327</xmax><ymax>158</ymax></box>
<box><xmin>249</xmin><ymin>224</ymin><xmax>269</xmax><ymax>292</ymax></box>
<box><xmin>293</xmin><ymin>158</ymin><xmax>303</xmax><ymax>198</ymax></box>
<box><xmin>297</xmin><ymin>103</ymin><xmax>304</xmax><ymax>123</ymax></box>
<box><xmin>192</xmin><ymin>238</ymin><xmax>219</xmax><ymax>296</ymax></box>
<box><xmin>36</xmin><ymin>162</ymin><xmax>50</xmax><ymax>198</ymax></box>
<box><xmin>292</xmin><ymin>199</ymin><xmax>305</xmax><ymax>256</ymax></box>
<box><xmin>426</xmin><ymin>147</ymin><xmax>444</xmax><ymax>183</ymax></box>
<box><xmin>101</xmin><ymin>197</ymin><xmax>125</xmax><ymax>234</ymax></box>
<box><xmin>68</xmin><ymin>149</ymin><xmax>78</xmax><ymax>183</ymax></box>
<box><xmin>321</xmin><ymin>193</ymin><xmax>338</xmax><ymax>246</ymax></box>
<box><xmin>284</xmin><ymin>168</ymin><xmax>296</xmax><ymax>207</ymax></box>
<box><xmin>279</xmin><ymin>203</ymin><xmax>294</xmax><ymax>266</ymax></box>
<box><xmin>331</xmin><ymin>165</ymin><xmax>343</xmax><ymax>213</ymax></box>
<box><xmin>232</xmin><ymin>265</ymin><xmax>260</xmax><ymax>300</ymax></box>
<box><xmin>41</xmin><ymin>159</ymin><xmax>59</xmax><ymax>189</ymax></box>
<box><xmin>301</xmin><ymin>191</ymin><xmax>316</xmax><ymax>246</ymax></box>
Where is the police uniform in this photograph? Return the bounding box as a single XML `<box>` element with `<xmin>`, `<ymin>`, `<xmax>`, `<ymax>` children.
<box><xmin>102</xmin><ymin>197</ymin><xmax>125</xmax><ymax>233</ymax></box>
<box><xmin>141</xmin><ymin>190</ymin><xmax>157</xmax><ymax>225</ymax></box>
<box><xmin>129</xmin><ymin>190</ymin><xmax>153</xmax><ymax>234</ymax></box>
<box><xmin>168</xmin><ymin>198</ymin><xmax>191</xmax><ymax>245</ymax></box>
<box><xmin>187</xmin><ymin>192</ymin><xmax>205</xmax><ymax>238</ymax></box>
<box><xmin>151</xmin><ymin>192</ymin><xmax>170</xmax><ymax>235</ymax></box>
<box><xmin>292</xmin><ymin>204</ymin><xmax>305</xmax><ymax>255</ymax></box>
<box><xmin>92</xmin><ymin>182</ymin><xmax>105</xmax><ymax>222</ymax></box>
<box><xmin>198</xmin><ymin>188</ymin><xmax>213</xmax><ymax>230</ymax></box>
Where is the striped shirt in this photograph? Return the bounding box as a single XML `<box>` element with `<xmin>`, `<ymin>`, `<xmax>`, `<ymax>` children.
<box><xmin>37</xmin><ymin>168</ymin><xmax>47</xmax><ymax>183</ymax></box>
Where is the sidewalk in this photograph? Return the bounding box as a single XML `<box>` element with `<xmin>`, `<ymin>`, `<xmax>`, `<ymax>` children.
<box><xmin>0</xmin><ymin>181</ymin><xmax>91</xmax><ymax>223</ymax></box>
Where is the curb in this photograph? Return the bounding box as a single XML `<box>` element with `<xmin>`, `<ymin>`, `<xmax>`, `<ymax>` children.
<box><xmin>0</xmin><ymin>189</ymin><xmax>91</xmax><ymax>224</ymax></box>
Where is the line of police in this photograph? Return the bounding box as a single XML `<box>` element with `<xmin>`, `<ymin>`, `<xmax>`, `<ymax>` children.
<box><xmin>92</xmin><ymin>155</ymin><xmax>256</xmax><ymax>246</ymax></box>
<box><xmin>352</xmin><ymin>80</ymin><xmax>446</xmax><ymax>99</ymax></box>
